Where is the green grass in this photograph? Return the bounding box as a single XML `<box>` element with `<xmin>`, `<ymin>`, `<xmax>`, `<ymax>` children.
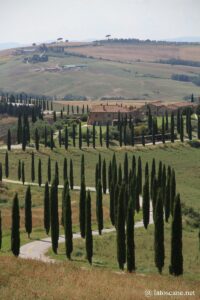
<box><xmin>48</xmin><ymin>223</ymin><xmax>200</xmax><ymax>281</ymax></box>
<box><xmin>0</xmin><ymin>142</ymin><xmax>200</xmax><ymax>211</ymax></box>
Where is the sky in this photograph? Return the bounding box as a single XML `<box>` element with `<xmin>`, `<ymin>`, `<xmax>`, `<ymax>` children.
<box><xmin>0</xmin><ymin>0</ymin><xmax>200</xmax><ymax>44</ymax></box>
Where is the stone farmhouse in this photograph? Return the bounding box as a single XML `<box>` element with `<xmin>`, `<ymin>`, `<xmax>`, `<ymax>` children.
<box><xmin>87</xmin><ymin>101</ymin><xmax>198</xmax><ymax>125</ymax></box>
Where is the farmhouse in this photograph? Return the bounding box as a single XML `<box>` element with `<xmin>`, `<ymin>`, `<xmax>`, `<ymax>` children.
<box><xmin>87</xmin><ymin>103</ymin><xmax>145</xmax><ymax>125</ymax></box>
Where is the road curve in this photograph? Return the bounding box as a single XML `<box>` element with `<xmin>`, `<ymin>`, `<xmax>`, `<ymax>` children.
<box><xmin>19</xmin><ymin>205</ymin><xmax>153</xmax><ymax>263</ymax></box>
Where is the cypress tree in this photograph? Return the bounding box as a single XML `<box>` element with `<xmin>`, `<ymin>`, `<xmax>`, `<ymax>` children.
<box><xmin>177</xmin><ymin>109</ymin><xmax>181</xmax><ymax>134</ymax></box>
<box><xmin>152</xmin><ymin>177</ymin><xmax>158</xmax><ymax>220</ymax></box>
<box><xmin>54</xmin><ymin>161</ymin><xmax>59</xmax><ymax>186</ymax></box>
<box><xmin>180</xmin><ymin>114</ymin><xmax>184</xmax><ymax>142</ymax></box>
<box><xmin>47</xmin><ymin>157</ymin><xmax>51</xmax><ymax>183</ymax></box>
<box><xmin>132</xmin><ymin>155</ymin><xmax>136</xmax><ymax>175</ymax></box>
<box><xmin>53</xmin><ymin>111</ymin><xmax>56</xmax><ymax>122</ymax></box>
<box><xmin>31</xmin><ymin>152</ymin><xmax>35</xmax><ymax>182</ymax></box>
<box><xmin>50</xmin><ymin>179</ymin><xmax>59</xmax><ymax>254</ymax></box>
<box><xmin>92</xmin><ymin>124</ymin><xmax>96</xmax><ymax>148</ymax></box>
<box><xmin>143</xmin><ymin>175</ymin><xmax>150</xmax><ymax>229</ymax></box>
<box><xmin>95</xmin><ymin>163</ymin><xmax>99</xmax><ymax>189</ymax></box>
<box><xmin>188</xmin><ymin>112</ymin><xmax>192</xmax><ymax>140</ymax></box>
<box><xmin>86</xmin><ymin>127</ymin><xmax>90</xmax><ymax>147</ymax></box>
<box><xmin>114</xmin><ymin>183</ymin><xmax>120</xmax><ymax>227</ymax></box>
<box><xmin>165</xmin><ymin>174</ymin><xmax>170</xmax><ymax>222</ymax></box>
<box><xmin>151</xmin><ymin>158</ymin><xmax>156</xmax><ymax>199</ymax></box>
<box><xmin>165</xmin><ymin>110</ymin><xmax>169</xmax><ymax>131</ymax></box>
<box><xmin>58</xmin><ymin>129</ymin><xmax>62</xmax><ymax>147</ymax></box>
<box><xmin>25</xmin><ymin>185</ymin><xmax>32</xmax><ymax>238</ymax></box>
<box><xmin>35</xmin><ymin>128</ymin><xmax>39</xmax><ymax>151</ymax></box>
<box><xmin>124</xmin><ymin>153</ymin><xmax>128</xmax><ymax>183</ymax></box>
<box><xmin>98</xmin><ymin>153</ymin><xmax>102</xmax><ymax>181</ymax></box>
<box><xmin>44</xmin><ymin>182</ymin><xmax>50</xmax><ymax>235</ymax></box>
<box><xmin>38</xmin><ymin>159</ymin><xmax>42</xmax><ymax>186</ymax></box>
<box><xmin>79</xmin><ymin>122</ymin><xmax>82</xmax><ymax>149</ymax></box>
<box><xmin>63</xmin><ymin>157</ymin><xmax>68</xmax><ymax>182</ymax></box>
<box><xmin>50</xmin><ymin>129</ymin><xmax>54</xmax><ymax>150</ymax></box>
<box><xmin>126</xmin><ymin>195</ymin><xmax>135</xmax><ymax>273</ymax></box>
<box><xmin>7</xmin><ymin>129</ymin><xmax>11</xmax><ymax>151</ymax></box>
<box><xmin>79</xmin><ymin>175</ymin><xmax>86</xmax><ymax>238</ymax></box>
<box><xmin>124</xmin><ymin>124</ymin><xmax>127</xmax><ymax>146</ymax></box>
<box><xmin>102</xmin><ymin>159</ymin><xmax>107</xmax><ymax>194</ymax></box>
<box><xmin>99</xmin><ymin>125</ymin><xmax>103</xmax><ymax>147</ymax></box>
<box><xmin>22</xmin><ymin>161</ymin><xmax>25</xmax><ymax>185</ymax></box>
<box><xmin>64</xmin><ymin>183</ymin><xmax>73</xmax><ymax>259</ymax></box>
<box><xmin>171</xmin><ymin>113</ymin><xmax>175</xmax><ymax>143</ymax></box>
<box><xmin>96</xmin><ymin>180</ymin><xmax>103</xmax><ymax>235</ymax></box>
<box><xmin>197</xmin><ymin>115</ymin><xmax>200</xmax><ymax>140</ymax></box>
<box><xmin>154</xmin><ymin>190</ymin><xmax>165</xmax><ymax>274</ymax></box>
<box><xmin>22</xmin><ymin>124</ymin><xmax>27</xmax><ymax>151</ymax></box>
<box><xmin>157</xmin><ymin>161</ymin><xmax>162</xmax><ymax>188</ymax></box>
<box><xmin>64</xmin><ymin>126</ymin><xmax>69</xmax><ymax>150</ymax></box>
<box><xmin>116</xmin><ymin>184</ymin><xmax>126</xmax><ymax>270</ymax></box>
<box><xmin>119</xmin><ymin>123</ymin><xmax>122</xmax><ymax>147</ymax></box>
<box><xmin>109</xmin><ymin>181</ymin><xmax>115</xmax><ymax>225</ymax></box>
<box><xmin>169</xmin><ymin>194</ymin><xmax>183</xmax><ymax>276</ymax></box>
<box><xmin>85</xmin><ymin>191</ymin><xmax>93</xmax><ymax>264</ymax></box>
<box><xmin>18</xmin><ymin>160</ymin><xmax>21</xmax><ymax>181</ymax></box>
<box><xmin>5</xmin><ymin>151</ymin><xmax>9</xmax><ymax>178</ymax></box>
<box><xmin>162</xmin><ymin>116</ymin><xmax>165</xmax><ymax>144</ymax></box>
<box><xmin>0</xmin><ymin>210</ymin><xmax>2</xmax><ymax>250</ymax></box>
<box><xmin>131</xmin><ymin>123</ymin><xmax>135</xmax><ymax>146</ymax></box>
<box><xmin>170</xmin><ymin>169</ymin><xmax>176</xmax><ymax>216</ymax></box>
<box><xmin>106</xmin><ymin>123</ymin><xmax>109</xmax><ymax>148</ymax></box>
<box><xmin>108</xmin><ymin>161</ymin><xmax>112</xmax><ymax>192</ymax></box>
<box><xmin>137</xmin><ymin>156</ymin><xmax>142</xmax><ymax>194</ymax></box>
<box><xmin>70</xmin><ymin>159</ymin><xmax>74</xmax><ymax>190</ymax></box>
<box><xmin>11</xmin><ymin>193</ymin><xmax>20</xmax><ymax>256</ymax></box>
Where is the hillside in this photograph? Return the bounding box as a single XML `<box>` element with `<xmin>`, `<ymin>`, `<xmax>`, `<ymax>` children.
<box><xmin>0</xmin><ymin>42</ymin><xmax>200</xmax><ymax>101</ymax></box>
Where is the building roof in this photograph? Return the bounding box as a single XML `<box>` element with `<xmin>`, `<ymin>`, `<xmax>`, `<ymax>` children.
<box><xmin>90</xmin><ymin>104</ymin><xmax>136</xmax><ymax>113</ymax></box>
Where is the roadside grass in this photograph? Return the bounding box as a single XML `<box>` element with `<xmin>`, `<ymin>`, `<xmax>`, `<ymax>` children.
<box><xmin>48</xmin><ymin>223</ymin><xmax>200</xmax><ymax>281</ymax></box>
<box><xmin>0</xmin><ymin>255</ymin><xmax>199</xmax><ymax>300</ymax></box>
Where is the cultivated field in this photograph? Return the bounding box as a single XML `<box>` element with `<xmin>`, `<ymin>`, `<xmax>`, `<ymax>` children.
<box><xmin>0</xmin><ymin>43</ymin><xmax>200</xmax><ymax>100</ymax></box>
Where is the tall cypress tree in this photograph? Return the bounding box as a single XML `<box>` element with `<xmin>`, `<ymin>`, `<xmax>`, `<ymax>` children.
<box><xmin>0</xmin><ymin>210</ymin><xmax>2</xmax><ymax>250</ymax></box>
<box><xmin>108</xmin><ymin>161</ymin><xmax>112</xmax><ymax>192</ymax></box>
<box><xmin>92</xmin><ymin>124</ymin><xmax>96</xmax><ymax>148</ymax></box>
<box><xmin>50</xmin><ymin>129</ymin><xmax>54</xmax><ymax>150</ymax></box>
<box><xmin>169</xmin><ymin>194</ymin><xmax>183</xmax><ymax>276</ymax></box>
<box><xmin>79</xmin><ymin>175</ymin><xmax>86</xmax><ymax>238</ymax></box>
<box><xmin>96</xmin><ymin>180</ymin><xmax>103</xmax><ymax>235</ymax></box>
<box><xmin>47</xmin><ymin>156</ymin><xmax>51</xmax><ymax>183</ymax></box>
<box><xmin>63</xmin><ymin>157</ymin><xmax>68</xmax><ymax>182</ymax></box>
<box><xmin>165</xmin><ymin>110</ymin><xmax>169</xmax><ymax>131</ymax></box>
<box><xmin>35</xmin><ymin>128</ymin><xmax>39</xmax><ymax>151</ymax></box>
<box><xmin>143</xmin><ymin>176</ymin><xmax>150</xmax><ymax>229</ymax></box>
<box><xmin>86</xmin><ymin>127</ymin><xmax>90</xmax><ymax>147</ymax></box>
<box><xmin>64</xmin><ymin>184</ymin><xmax>73</xmax><ymax>259</ymax></box>
<box><xmin>70</xmin><ymin>159</ymin><xmax>74</xmax><ymax>190</ymax></box>
<box><xmin>64</xmin><ymin>126</ymin><xmax>69</xmax><ymax>150</ymax></box>
<box><xmin>50</xmin><ymin>179</ymin><xmax>59</xmax><ymax>254</ymax></box>
<box><xmin>11</xmin><ymin>193</ymin><xmax>20</xmax><ymax>256</ymax></box>
<box><xmin>152</xmin><ymin>177</ymin><xmax>158</xmax><ymax>221</ymax></box>
<box><xmin>21</xmin><ymin>161</ymin><xmax>25</xmax><ymax>185</ymax></box>
<box><xmin>180</xmin><ymin>114</ymin><xmax>184</xmax><ymax>142</ymax></box>
<box><xmin>22</xmin><ymin>124</ymin><xmax>27</xmax><ymax>151</ymax></box>
<box><xmin>31</xmin><ymin>152</ymin><xmax>35</xmax><ymax>182</ymax></box>
<box><xmin>54</xmin><ymin>161</ymin><xmax>59</xmax><ymax>186</ymax></box>
<box><xmin>44</xmin><ymin>182</ymin><xmax>50</xmax><ymax>235</ymax></box>
<box><xmin>124</xmin><ymin>153</ymin><xmax>128</xmax><ymax>183</ymax></box>
<box><xmin>99</xmin><ymin>125</ymin><xmax>103</xmax><ymax>147</ymax></box>
<box><xmin>79</xmin><ymin>122</ymin><xmax>82</xmax><ymax>149</ymax></box>
<box><xmin>151</xmin><ymin>158</ymin><xmax>156</xmax><ymax>199</ymax></box>
<box><xmin>119</xmin><ymin>123</ymin><xmax>122</xmax><ymax>147</ymax></box>
<box><xmin>5</xmin><ymin>151</ymin><xmax>9</xmax><ymax>178</ymax></box>
<box><xmin>18</xmin><ymin>160</ymin><xmax>21</xmax><ymax>181</ymax></box>
<box><xmin>38</xmin><ymin>159</ymin><xmax>42</xmax><ymax>187</ymax></box>
<box><xmin>170</xmin><ymin>169</ymin><xmax>176</xmax><ymax>216</ymax></box>
<box><xmin>109</xmin><ymin>181</ymin><xmax>115</xmax><ymax>225</ymax></box>
<box><xmin>58</xmin><ymin>129</ymin><xmax>62</xmax><ymax>147</ymax></box>
<box><xmin>171</xmin><ymin>113</ymin><xmax>175</xmax><ymax>143</ymax></box>
<box><xmin>106</xmin><ymin>123</ymin><xmax>109</xmax><ymax>148</ymax></box>
<box><xmin>85</xmin><ymin>191</ymin><xmax>93</xmax><ymax>264</ymax></box>
<box><xmin>117</xmin><ymin>184</ymin><xmax>126</xmax><ymax>270</ymax></box>
<box><xmin>7</xmin><ymin>129</ymin><xmax>11</xmax><ymax>151</ymax></box>
<box><xmin>157</xmin><ymin>161</ymin><xmax>162</xmax><ymax>188</ymax></box>
<box><xmin>102</xmin><ymin>159</ymin><xmax>107</xmax><ymax>194</ymax></box>
<box><xmin>165</xmin><ymin>174</ymin><xmax>171</xmax><ymax>222</ymax></box>
<box><xmin>137</xmin><ymin>156</ymin><xmax>142</xmax><ymax>195</ymax></box>
<box><xmin>126</xmin><ymin>195</ymin><xmax>135</xmax><ymax>273</ymax></box>
<box><xmin>154</xmin><ymin>190</ymin><xmax>165</xmax><ymax>274</ymax></box>
<box><xmin>25</xmin><ymin>186</ymin><xmax>32</xmax><ymax>238</ymax></box>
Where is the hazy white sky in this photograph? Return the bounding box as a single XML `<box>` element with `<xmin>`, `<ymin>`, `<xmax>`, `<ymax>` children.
<box><xmin>0</xmin><ymin>0</ymin><xmax>200</xmax><ymax>43</ymax></box>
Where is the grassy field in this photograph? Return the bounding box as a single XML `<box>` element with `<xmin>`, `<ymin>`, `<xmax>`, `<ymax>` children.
<box><xmin>0</xmin><ymin>142</ymin><xmax>200</xmax><ymax>211</ymax></box>
<box><xmin>48</xmin><ymin>224</ymin><xmax>200</xmax><ymax>281</ymax></box>
<box><xmin>0</xmin><ymin>255</ymin><xmax>199</xmax><ymax>300</ymax></box>
<box><xmin>0</xmin><ymin>43</ymin><xmax>200</xmax><ymax>100</ymax></box>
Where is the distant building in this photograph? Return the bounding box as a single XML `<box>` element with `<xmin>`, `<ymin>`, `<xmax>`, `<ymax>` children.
<box><xmin>87</xmin><ymin>103</ymin><xmax>144</xmax><ymax>125</ymax></box>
